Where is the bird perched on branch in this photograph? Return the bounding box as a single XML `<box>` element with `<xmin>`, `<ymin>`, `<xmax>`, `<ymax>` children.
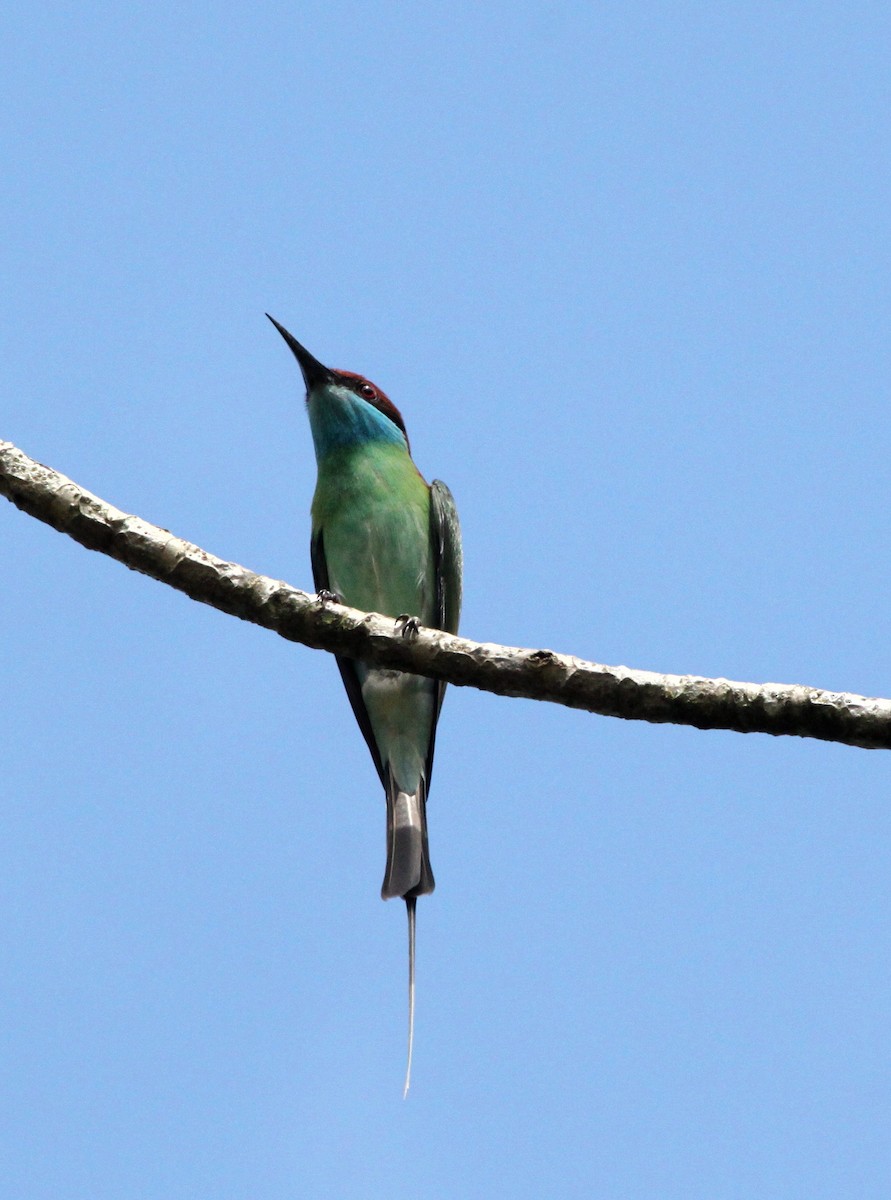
<box><xmin>268</xmin><ymin>315</ymin><xmax>462</xmax><ymax>1094</ymax></box>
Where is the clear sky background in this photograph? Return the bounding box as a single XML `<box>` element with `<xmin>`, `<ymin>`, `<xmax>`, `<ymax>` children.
<box><xmin>3</xmin><ymin>3</ymin><xmax>891</xmax><ymax>1197</ymax></box>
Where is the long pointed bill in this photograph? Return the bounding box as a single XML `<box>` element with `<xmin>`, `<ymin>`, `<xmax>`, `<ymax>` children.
<box><xmin>265</xmin><ymin>314</ymin><xmax>334</xmax><ymax>390</ymax></box>
<box><xmin>403</xmin><ymin>896</ymin><xmax>417</xmax><ymax>1099</ymax></box>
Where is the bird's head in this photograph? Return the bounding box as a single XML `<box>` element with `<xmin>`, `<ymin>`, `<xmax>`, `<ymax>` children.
<box><xmin>267</xmin><ymin>314</ymin><xmax>408</xmax><ymax>450</ymax></box>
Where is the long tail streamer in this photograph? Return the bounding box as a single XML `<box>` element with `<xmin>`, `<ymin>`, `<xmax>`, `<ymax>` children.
<box><xmin>403</xmin><ymin>897</ymin><xmax>417</xmax><ymax>1098</ymax></box>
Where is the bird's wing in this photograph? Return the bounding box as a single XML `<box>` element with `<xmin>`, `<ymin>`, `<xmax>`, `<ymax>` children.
<box><xmin>429</xmin><ymin>479</ymin><xmax>463</xmax><ymax>637</ymax></box>
<box><xmin>311</xmin><ymin>528</ymin><xmax>386</xmax><ymax>787</ymax></box>
<box><xmin>425</xmin><ymin>480</ymin><xmax>463</xmax><ymax>784</ymax></box>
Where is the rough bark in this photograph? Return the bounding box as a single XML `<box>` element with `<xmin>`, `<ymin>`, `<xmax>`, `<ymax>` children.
<box><xmin>2</xmin><ymin>438</ymin><xmax>889</xmax><ymax>751</ymax></box>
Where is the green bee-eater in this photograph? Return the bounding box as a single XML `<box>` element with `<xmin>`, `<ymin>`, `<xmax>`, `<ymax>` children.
<box><xmin>268</xmin><ymin>316</ymin><xmax>462</xmax><ymax>1092</ymax></box>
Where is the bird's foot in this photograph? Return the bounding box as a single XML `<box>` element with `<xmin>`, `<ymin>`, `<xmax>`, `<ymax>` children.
<box><xmin>395</xmin><ymin>614</ymin><xmax>421</xmax><ymax>641</ymax></box>
<box><xmin>316</xmin><ymin>589</ymin><xmax>343</xmax><ymax>606</ymax></box>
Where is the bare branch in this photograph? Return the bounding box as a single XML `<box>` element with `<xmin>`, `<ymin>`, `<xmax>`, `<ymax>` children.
<box><xmin>2</xmin><ymin>438</ymin><xmax>889</xmax><ymax>751</ymax></box>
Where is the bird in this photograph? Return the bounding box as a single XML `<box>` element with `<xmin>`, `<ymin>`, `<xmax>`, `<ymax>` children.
<box><xmin>267</xmin><ymin>315</ymin><xmax>462</xmax><ymax>1094</ymax></box>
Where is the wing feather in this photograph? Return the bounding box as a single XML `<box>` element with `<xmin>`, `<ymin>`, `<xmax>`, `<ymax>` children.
<box><xmin>311</xmin><ymin>528</ymin><xmax>386</xmax><ymax>786</ymax></box>
<box><xmin>424</xmin><ymin>480</ymin><xmax>463</xmax><ymax>784</ymax></box>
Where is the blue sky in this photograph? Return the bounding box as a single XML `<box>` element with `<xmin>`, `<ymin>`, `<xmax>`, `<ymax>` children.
<box><xmin>3</xmin><ymin>3</ymin><xmax>891</xmax><ymax>1197</ymax></box>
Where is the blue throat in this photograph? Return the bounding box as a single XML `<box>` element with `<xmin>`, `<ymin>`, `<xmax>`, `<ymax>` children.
<box><xmin>307</xmin><ymin>383</ymin><xmax>407</xmax><ymax>459</ymax></box>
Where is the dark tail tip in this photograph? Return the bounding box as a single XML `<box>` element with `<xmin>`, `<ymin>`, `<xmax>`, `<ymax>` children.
<box><xmin>382</xmin><ymin>781</ymin><xmax>434</xmax><ymax>900</ymax></box>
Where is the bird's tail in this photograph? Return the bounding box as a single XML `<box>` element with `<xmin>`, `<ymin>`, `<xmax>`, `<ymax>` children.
<box><xmin>382</xmin><ymin>771</ymin><xmax>435</xmax><ymax>900</ymax></box>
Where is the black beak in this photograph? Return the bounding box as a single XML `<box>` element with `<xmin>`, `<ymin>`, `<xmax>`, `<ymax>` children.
<box><xmin>266</xmin><ymin>314</ymin><xmax>334</xmax><ymax>390</ymax></box>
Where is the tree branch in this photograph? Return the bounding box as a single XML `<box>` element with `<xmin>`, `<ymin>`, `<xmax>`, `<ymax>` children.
<box><xmin>2</xmin><ymin>438</ymin><xmax>889</xmax><ymax>751</ymax></box>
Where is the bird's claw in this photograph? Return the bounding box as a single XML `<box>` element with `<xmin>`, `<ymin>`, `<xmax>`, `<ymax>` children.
<box><xmin>395</xmin><ymin>614</ymin><xmax>421</xmax><ymax>641</ymax></box>
<box><xmin>317</xmin><ymin>589</ymin><xmax>343</xmax><ymax>606</ymax></box>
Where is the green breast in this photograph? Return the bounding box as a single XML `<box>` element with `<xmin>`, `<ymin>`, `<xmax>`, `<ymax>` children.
<box><xmin>312</xmin><ymin>442</ymin><xmax>434</xmax><ymax>622</ymax></box>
